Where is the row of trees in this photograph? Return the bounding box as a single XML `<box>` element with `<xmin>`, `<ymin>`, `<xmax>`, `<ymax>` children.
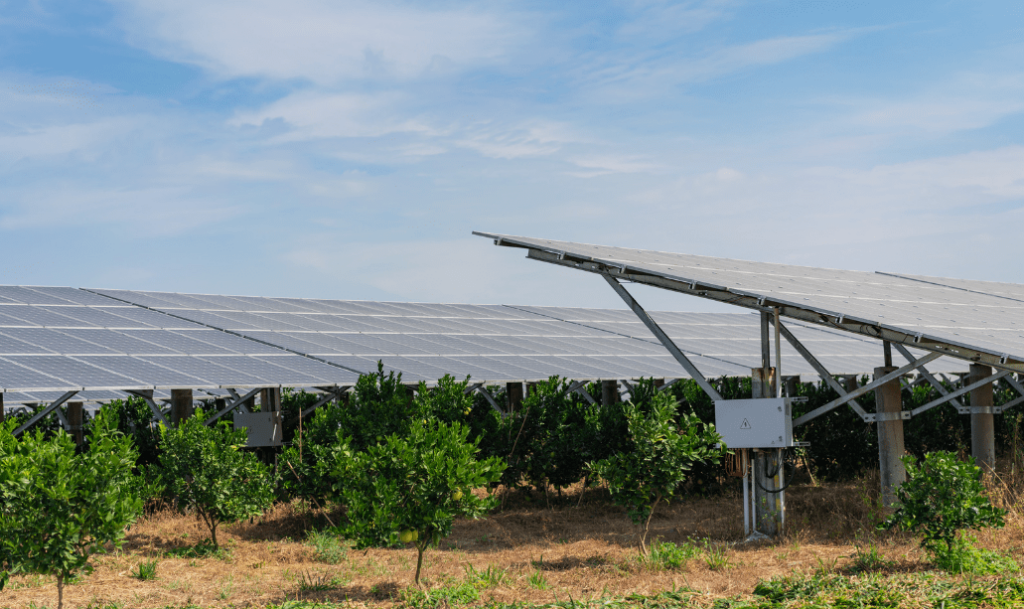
<box><xmin>0</xmin><ymin>365</ymin><xmax>726</xmax><ymax>605</ymax></box>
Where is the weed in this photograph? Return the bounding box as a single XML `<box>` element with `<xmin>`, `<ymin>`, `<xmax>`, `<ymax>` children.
<box><xmin>305</xmin><ymin>529</ymin><xmax>347</xmax><ymax>565</ymax></box>
<box><xmin>463</xmin><ymin>563</ymin><xmax>508</xmax><ymax>588</ymax></box>
<box><xmin>528</xmin><ymin>570</ymin><xmax>549</xmax><ymax>590</ymax></box>
<box><xmin>164</xmin><ymin>541</ymin><xmax>230</xmax><ymax>561</ymax></box>
<box><xmin>402</xmin><ymin>582</ymin><xmax>479</xmax><ymax>608</ymax></box>
<box><xmin>641</xmin><ymin>540</ymin><xmax>699</xmax><ymax>570</ymax></box>
<box><xmin>848</xmin><ymin>543</ymin><xmax>894</xmax><ymax>573</ymax></box>
<box><xmin>814</xmin><ymin>556</ymin><xmax>838</xmax><ymax>575</ymax></box>
<box><xmin>297</xmin><ymin>569</ymin><xmax>346</xmax><ymax>592</ymax></box>
<box><xmin>702</xmin><ymin>540</ymin><xmax>732</xmax><ymax>571</ymax></box>
<box><xmin>130</xmin><ymin>559</ymin><xmax>158</xmax><ymax>581</ymax></box>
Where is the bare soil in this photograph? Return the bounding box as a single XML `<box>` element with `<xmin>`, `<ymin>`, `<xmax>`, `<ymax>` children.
<box><xmin>4</xmin><ymin>470</ymin><xmax>1024</xmax><ymax>608</ymax></box>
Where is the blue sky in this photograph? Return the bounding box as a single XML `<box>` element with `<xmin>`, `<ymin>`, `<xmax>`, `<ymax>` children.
<box><xmin>1</xmin><ymin>0</ymin><xmax>1021</xmax><ymax>312</ymax></box>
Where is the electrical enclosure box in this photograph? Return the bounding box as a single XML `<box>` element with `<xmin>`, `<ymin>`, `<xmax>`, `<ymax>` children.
<box><xmin>233</xmin><ymin>411</ymin><xmax>283</xmax><ymax>448</ymax></box>
<box><xmin>714</xmin><ymin>398</ymin><xmax>795</xmax><ymax>448</ymax></box>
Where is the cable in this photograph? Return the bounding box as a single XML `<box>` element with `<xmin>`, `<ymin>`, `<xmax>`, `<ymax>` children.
<box><xmin>753</xmin><ymin>449</ymin><xmax>796</xmax><ymax>494</ymax></box>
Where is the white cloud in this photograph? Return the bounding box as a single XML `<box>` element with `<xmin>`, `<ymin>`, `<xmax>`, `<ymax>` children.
<box><xmin>455</xmin><ymin>121</ymin><xmax>578</xmax><ymax>159</ymax></box>
<box><xmin>110</xmin><ymin>0</ymin><xmax>526</xmax><ymax>84</ymax></box>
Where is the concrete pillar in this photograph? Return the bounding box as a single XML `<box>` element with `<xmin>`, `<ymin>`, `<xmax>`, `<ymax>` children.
<box><xmin>526</xmin><ymin>382</ymin><xmax>538</xmax><ymax>396</ymax></box>
<box><xmin>844</xmin><ymin>376</ymin><xmax>859</xmax><ymax>393</ymax></box>
<box><xmin>750</xmin><ymin>368</ymin><xmax>782</xmax><ymax>536</ymax></box>
<box><xmin>68</xmin><ymin>401</ymin><xmax>84</xmax><ymax>444</ymax></box>
<box><xmin>874</xmin><ymin>366</ymin><xmax>905</xmax><ymax>508</ymax></box>
<box><xmin>171</xmin><ymin>389</ymin><xmax>194</xmax><ymax>426</ymax></box>
<box><xmin>506</xmin><ymin>382</ymin><xmax>524</xmax><ymax>412</ymax></box>
<box><xmin>969</xmin><ymin>364</ymin><xmax>996</xmax><ymax>472</ymax></box>
<box><xmin>601</xmin><ymin>380</ymin><xmax>620</xmax><ymax>407</ymax></box>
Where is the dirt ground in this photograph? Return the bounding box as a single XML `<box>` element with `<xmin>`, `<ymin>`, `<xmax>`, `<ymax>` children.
<box><xmin>5</xmin><ymin>471</ymin><xmax>1024</xmax><ymax>608</ymax></box>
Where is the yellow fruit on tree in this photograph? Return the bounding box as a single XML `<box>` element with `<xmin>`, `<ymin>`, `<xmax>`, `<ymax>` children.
<box><xmin>453</xmin><ymin>490</ymin><xmax>464</xmax><ymax>501</ymax></box>
<box><xmin>399</xmin><ymin>530</ymin><xmax>414</xmax><ymax>543</ymax></box>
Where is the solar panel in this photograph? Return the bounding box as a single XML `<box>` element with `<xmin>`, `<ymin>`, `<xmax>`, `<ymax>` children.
<box><xmin>9</xmin><ymin>356</ymin><xmax>150</xmax><ymax>390</ymax></box>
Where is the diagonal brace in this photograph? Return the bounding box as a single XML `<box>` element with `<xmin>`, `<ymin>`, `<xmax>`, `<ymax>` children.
<box><xmin>567</xmin><ymin>379</ymin><xmax>597</xmax><ymax>405</ymax></box>
<box><xmin>602</xmin><ymin>274</ymin><xmax>723</xmax><ymax>401</ymax></box>
<box><xmin>773</xmin><ymin>319</ymin><xmax>868</xmax><ymax>418</ymax></box>
<box><xmin>891</xmin><ymin>343</ymin><xmax>966</xmax><ymax>412</ymax></box>
<box><xmin>125</xmin><ymin>390</ymin><xmax>171</xmax><ymax>427</ymax></box>
<box><xmin>794</xmin><ymin>352</ymin><xmax>943</xmax><ymax>426</ymax></box>
<box><xmin>295</xmin><ymin>387</ymin><xmax>349</xmax><ymax>422</ymax></box>
<box><xmin>205</xmin><ymin>387</ymin><xmax>263</xmax><ymax>425</ymax></box>
<box><xmin>14</xmin><ymin>390</ymin><xmax>80</xmax><ymax>436</ymax></box>
<box><xmin>910</xmin><ymin>370</ymin><xmax>1010</xmax><ymax>417</ymax></box>
<box><xmin>473</xmin><ymin>385</ymin><xmax>504</xmax><ymax>415</ymax></box>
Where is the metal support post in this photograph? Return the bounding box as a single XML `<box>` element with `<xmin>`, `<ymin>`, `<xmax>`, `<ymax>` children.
<box><xmin>969</xmin><ymin>364</ymin><xmax>996</xmax><ymax>472</ymax></box>
<box><xmin>68</xmin><ymin>401</ymin><xmax>84</xmax><ymax>445</ymax></box>
<box><xmin>0</xmin><ymin>393</ymin><xmax>4</xmax><ymax>424</ymax></box>
<box><xmin>874</xmin><ymin>366</ymin><xmax>905</xmax><ymax>508</ymax></box>
<box><xmin>750</xmin><ymin>367</ymin><xmax>782</xmax><ymax>537</ymax></box>
<box><xmin>261</xmin><ymin>387</ymin><xmax>282</xmax><ymax>412</ymax></box>
<box><xmin>507</xmin><ymin>382</ymin><xmax>524</xmax><ymax>412</ymax></box>
<box><xmin>601</xmin><ymin>380</ymin><xmax>620</xmax><ymax>406</ymax></box>
<box><xmin>171</xmin><ymin>389</ymin><xmax>194</xmax><ymax>426</ymax></box>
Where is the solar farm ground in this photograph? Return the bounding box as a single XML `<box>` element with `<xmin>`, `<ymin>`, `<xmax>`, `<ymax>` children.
<box><xmin>4</xmin><ymin>469</ymin><xmax>1024</xmax><ymax>609</ymax></box>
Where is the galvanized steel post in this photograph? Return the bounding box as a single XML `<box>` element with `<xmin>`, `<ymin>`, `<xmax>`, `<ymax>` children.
<box><xmin>969</xmin><ymin>364</ymin><xmax>996</xmax><ymax>472</ymax></box>
<box><xmin>874</xmin><ymin>366</ymin><xmax>905</xmax><ymax>508</ymax></box>
<box><xmin>751</xmin><ymin>367</ymin><xmax>783</xmax><ymax>536</ymax></box>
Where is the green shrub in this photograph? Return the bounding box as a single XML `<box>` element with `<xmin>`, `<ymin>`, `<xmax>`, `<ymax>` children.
<box><xmin>329</xmin><ymin>419</ymin><xmax>505</xmax><ymax>584</ymax></box>
<box><xmin>880</xmin><ymin>451</ymin><xmax>1010</xmax><ymax>572</ymax></box>
<box><xmin>591</xmin><ymin>390</ymin><xmax>724</xmax><ymax>555</ymax></box>
<box><xmin>156</xmin><ymin>412</ymin><xmax>275</xmax><ymax>549</ymax></box>
<box><xmin>0</xmin><ymin>409</ymin><xmax>145</xmax><ymax>609</ymax></box>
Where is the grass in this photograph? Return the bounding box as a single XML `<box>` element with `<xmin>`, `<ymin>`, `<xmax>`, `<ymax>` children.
<box><xmin>6</xmin><ymin>469</ymin><xmax>1024</xmax><ymax>608</ymax></box>
<box><xmin>305</xmin><ymin>529</ymin><xmax>347</xmax><ymax>565</ymax></box>
<box><xmin>130</xmin><ymin>559</ymin><xmax>159</xmax><ymax>581</ymax></box>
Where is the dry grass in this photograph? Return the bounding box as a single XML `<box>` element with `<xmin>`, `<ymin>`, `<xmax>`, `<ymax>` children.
<box><xmin>5</xmin><ymin>464</ymin><xmax>1024</xmax><ymax>608</ymax></box>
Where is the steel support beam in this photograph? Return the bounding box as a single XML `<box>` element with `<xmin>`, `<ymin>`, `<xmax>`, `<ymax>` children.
<box><xmin>774</xmin><ymin>319</ymin><xmax>868</xmax><ymax>418</ymax></box>
<box><xmin>13</xmin><ymin>390</ymin><xmax>79</xmax><ymax>436</ymax></box>
<box><xmin>794</xmin><ymin>352</ymin><xmax>943</xmax><ymax>426</ymax></box>
<box><xmin>908</xmin><ymin>370</ymin><xmax>1010</xmax><ymax>417</ymax></box>
<box><xmin>473</xmin><ymin>385</ymin><xmax>504</xmax><ymax>415</ymax></box>
<box><xmin>125</xmin><ymin>389</ymin><xmax>171</xmax><ymax>427</ymax></box>
<box><xmin>205</xmin><ymin>388</ymin><xmax>263</xmax><ymax>425</ymax></box>
<box><xmin>602</xmin><ymin>273</ymin><xmax>722</xmax><ymax>401</ymax></box>
<box><xmin>892</xmin><ymin>343</ymin><xmax>966</xmax><ymax>412</ymax></box>
<box><xmin>567</xmin><ymin>380</ymin><xmax>597</xmax><ymax>406</ymax></box>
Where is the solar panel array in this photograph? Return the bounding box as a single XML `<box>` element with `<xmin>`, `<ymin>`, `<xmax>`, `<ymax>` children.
<box><xmin>89</xmin><ymin>289</ymin><xmax>966</xmax><ymax>390</ymax></box>
<box><xmin>89</xmin><ymin>289</ymin><xmax>751</xmax><ymax>384</ymax></box>
<box><xmin>476</xmin><ymin>232</ymin><xmax>1024</xmax><ymax>371</ymax></box>
<box><xmin>0</xmin><ymin>283</ymin><xmax>974</xmax><ymax>407</ymax></box>
<box><xmin>0</xmin><ymin>286</ymin><xmax>361</xmax><ymax>404</ymax></box>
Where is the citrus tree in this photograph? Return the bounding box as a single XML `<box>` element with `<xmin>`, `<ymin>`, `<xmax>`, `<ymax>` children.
<box><xmin>590</xmin><ymin>389</ymin><xmax>724</xmax><ymax>554</ymax></box>
<box><xmin>330</xmin><ymin>419</ymin><xmax>505</xmax><ymax>584</ymax></box>
<box><xmin>881</xmin><ymin>451</ymin><xmax>1010</xmax><ymax>572</ymax></box>
<box><xmin>156</xmin><ymin>412</ymin><xmax>275</xmax><ymax>549</ymax></box>
<box><xmin>0</xmin><ymin>409</ymin><xmax>144</xmax><ymax>609</ymax></box>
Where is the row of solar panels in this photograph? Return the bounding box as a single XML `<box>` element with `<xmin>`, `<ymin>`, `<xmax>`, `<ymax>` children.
<box><xmin>476</xmin><ymin>233</ymin><xmax>1024</xmax><ymax>370</ymax></box>
<box><xmin>0</xmin><ymin>285</ymin><xmax>968</xmax><ymax>406</ymax></box>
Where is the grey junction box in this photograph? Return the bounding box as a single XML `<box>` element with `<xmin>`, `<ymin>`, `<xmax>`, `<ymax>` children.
<box><xmin>233</xmin><ymin>411</ymin><xmax>283</xmax><ymax>448</ymax></box>
<box><xmin>714</xmin><ymin>398</ymin><xmax>795</xmax><ymax>448</ymax></box>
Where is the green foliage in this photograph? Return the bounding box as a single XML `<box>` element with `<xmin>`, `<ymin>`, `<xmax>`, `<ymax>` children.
<box><xmin>105</xmin><ymin>396</ymin><xmax>162</xmax><ymax>469</ymax></box>
<box><xmin>932</xmin><ymin>538</ymin><xmax>1019</xmax><ymax>574</ymax></box>
<box><xmin>305</xmin><ymin>529</ymin><xmax>347</xmax><ymax>565</ymax></box>
<box><xmin>590</xmin><ymin>388</ymin><xmax>725</xmax><ymax>554</ymax></box>
<box><xmin>131</xmin><ymin>559</ymin><xmax>159</xmax><ymax>581</ymax></box>
<box><xmin>0</xmin><ymin>409</ymin><xmax>144</xmax><ymax>609</ymax></box>
<box><xmin>155</xmin><ymin>412</ymin><xmax>275</xmax><ymax>549</ymax></box>
<box><xmin>641</xmin><ymin>540</ymin><xmax>699</xmax><ymax>570</ymax></box>
<box><xmin>881</xmin><ymin>451</ymin><xmax>1008</xmax><ymax>571</ymax></box>
<box><xmin>329</xmin><ymin>419</ymin><xmax>505</xmax><ymax>584</ymax></box>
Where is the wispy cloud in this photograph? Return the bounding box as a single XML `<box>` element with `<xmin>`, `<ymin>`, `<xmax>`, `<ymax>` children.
<box><xmin>110</xmin><ymin>0</ymin><xmax>529</xmax><ymax>85</ymax></box>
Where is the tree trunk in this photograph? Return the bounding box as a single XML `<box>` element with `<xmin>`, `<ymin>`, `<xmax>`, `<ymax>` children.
<box><xmin>640</xmin><ymin>494</ymin><xmax>661</xmax><ymax>556</ymax></box>
<box><xmin>211</xmin><ymin>522</ymin><xmax>219</xmax><ymax>549</ymax></box>
<box><xmin>57</xmin><ymin>573</ymin><xmax>64</xmax><ymax>609</ymax></box>
<box><xmin>415</xmin><ymin>543</ymin><xmax>426</xmax><ymax>586</ymax></box>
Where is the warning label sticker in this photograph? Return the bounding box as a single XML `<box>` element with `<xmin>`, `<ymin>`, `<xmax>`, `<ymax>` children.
<box><xmin>740</xmin><ymin>418</ymin><xmax>752</xmax><ymax>430</ymax></box>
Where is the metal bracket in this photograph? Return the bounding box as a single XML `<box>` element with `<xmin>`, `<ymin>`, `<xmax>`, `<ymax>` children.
<box><xmin>910</xmin><ymin>370</ymin><xmax>1010</xmax><ymax>417</ymax></box>
<box><xmin>863</xmin><ymin>411</ymin><xmax>912</xmax><ymax>423</ymax></box>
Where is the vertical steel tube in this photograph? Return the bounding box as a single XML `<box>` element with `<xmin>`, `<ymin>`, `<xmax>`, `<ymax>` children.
<box><xmin>774</xmin><ymin>308</ymin><xmax>782</xmax><ymax>398</ymax></box>
<box><xmin>742</xmin><ymin>449</ymin><xmax>750</xmax><ymax>537</ymax></box>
